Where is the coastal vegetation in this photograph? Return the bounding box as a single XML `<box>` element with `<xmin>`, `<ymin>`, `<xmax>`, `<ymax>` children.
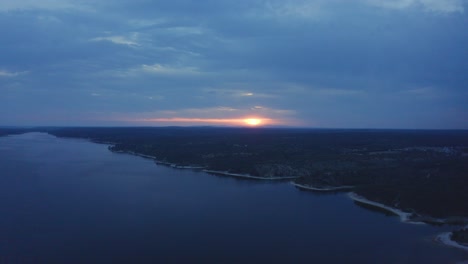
<box><xmin>40</xmin><ymin>127</ymin><xmax>468</xmax><ymax>218</ymax></box>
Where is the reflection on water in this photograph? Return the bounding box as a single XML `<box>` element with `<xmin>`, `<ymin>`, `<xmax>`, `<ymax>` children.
<box><xmin>0</xmin><ymin>133</ymin><xmax>467</xmax><ymax>263</ymax></box>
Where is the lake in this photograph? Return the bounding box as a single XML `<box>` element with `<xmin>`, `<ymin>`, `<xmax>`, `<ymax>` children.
<box><xmin>0</xmin><ymin>133</ymin><xmax>467</xmax><ymax>263</ymax></box>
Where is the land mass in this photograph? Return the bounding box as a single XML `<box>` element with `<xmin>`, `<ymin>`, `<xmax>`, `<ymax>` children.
<box><xmin>2</xmin><ymin>126</ymin><xmax>468</xmax><ymax>248</ymax></box>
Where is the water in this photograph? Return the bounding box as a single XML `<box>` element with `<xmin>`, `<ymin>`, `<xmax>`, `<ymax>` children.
<box><xmin>0</xmin><ymin>133</ymin><xmax>467</xmax><ymax>263</ymax></box>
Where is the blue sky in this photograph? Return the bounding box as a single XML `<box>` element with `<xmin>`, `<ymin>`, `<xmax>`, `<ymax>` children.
<box><xmin>1</xmin><ymin>0</ymin><xmax>467</xmax><ymax>128</ymax></box>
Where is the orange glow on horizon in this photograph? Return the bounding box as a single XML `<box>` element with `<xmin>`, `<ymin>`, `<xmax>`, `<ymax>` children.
<box><xmin>134</xmin><ymin>117</ymin><xmax>275</xmax><ymax>127</ymax></box>
<box><xmin>244</xmin><ymin>118</ymin><xmax>262</xmax><ymax>126</ymax></box>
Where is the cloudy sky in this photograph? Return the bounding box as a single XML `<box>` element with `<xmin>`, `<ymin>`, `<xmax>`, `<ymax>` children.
<box><xmin>1</xmin><ymin>0</ymin><xmax>467</xmax><ymax>128</ymax></box>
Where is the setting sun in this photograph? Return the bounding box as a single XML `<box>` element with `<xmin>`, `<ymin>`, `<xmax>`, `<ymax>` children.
<box><xmin>133</xmin><ymin>116</ymin><xmax>278</xmax><ymax>127</ymax></box>
<box><xmin>244</xmin><ymin>118</ymin><xmax>262</xmax><ymax>126</ymax></box>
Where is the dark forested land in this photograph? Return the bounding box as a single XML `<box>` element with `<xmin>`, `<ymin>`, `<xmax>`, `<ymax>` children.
<box><xmin>452</xmin><ymin>228</ymin><xmax>468</xmax><ymax>245</ymax></box>
<box><xmin>3</xmin><ymin>127</ymin><xmax>468</xmax><ymax>242</ymax></box>
<box><xmin>40</xmin><ymin>127</ymin><xmax>468</xmax><ymax>219</ymax></box>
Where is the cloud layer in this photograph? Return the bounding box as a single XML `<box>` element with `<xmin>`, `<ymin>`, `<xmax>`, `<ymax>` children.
<box><xmin>1</xmin><ymin>0</ymin><xmax>467</xmax><ymax>128</ymax></box>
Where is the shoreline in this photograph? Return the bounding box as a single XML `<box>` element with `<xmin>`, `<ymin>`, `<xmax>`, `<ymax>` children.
<box><xmin>348</xmin><ymin>192</ymin><xmax>468</xmax><ymax>225</ymax></box>
<box><xmin>111</xmin><ymin>148</ymin><xmax>296</xmax><ymax>179</ymax></box>
<box><xmin>203</xmin><ymin>170</ymin><xmax>300</xmax><ymax>180</ymax></box>
<box><xmin>347</xmin><ymin>192</ymin><xmax>425</xmax><ymax>224</ymax></box>
<box><xmin>87</xmin><ymin>139</ymin><xmax>468</xmax><ymax>253</ymax></box>
<box><xmin>112</xmin><ymin>150</ymin><xmax>158</xmax><ymax>160</ymax></box>
<box><xmin>435</xmin><ymin>232</ymin><xmax>468</xmax><ymax>252</ymax></box>
<box><xmin>292</xmin><ymin>183</ymin><xmax>354</xmax><ymax>192</ymax></box>
<box><xmin>112</xmin><ymin>149</ymin><xmax>206</xmax><ymax>170</ymax></box>
<box><xmin>348</xmin><ymin>192</ymin><xmax>468</xmax><ymax>252</ymax></box>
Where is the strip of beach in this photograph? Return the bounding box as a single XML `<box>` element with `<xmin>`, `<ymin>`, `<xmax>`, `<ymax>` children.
<box><xmin>203</xmin><ymin>170</ymin><xmax>300</xmax><ymax>180</ymax></box>
<box><xmin>293</xmin><ymin>183</ymin><xmax>354</xmax><ymax>192</ymax></box>
<box><xmin>348</xmin><ymin>192</ymin><xmax>468</xmax><ymax>251</ymax></box>
<box><xmin>347</xmin><ymin>192</ymin><xmax>424</xmax><ymax>224</ymax></box>
<box><xmin>436</xmin><ymin>231</ymin><xmax>468</xmax><ymax>252</ymax></box>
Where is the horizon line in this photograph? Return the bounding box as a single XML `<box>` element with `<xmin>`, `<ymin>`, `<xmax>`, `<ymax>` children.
<box><xmin>1</xmin><ymin>125</ymin><xmax>468</xmax><ymax>131</ymax></box>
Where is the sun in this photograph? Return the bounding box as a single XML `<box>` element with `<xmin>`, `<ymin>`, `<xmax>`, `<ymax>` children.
<box><xmin>244</xmin><ymin>118</ymin><xmax>262</xmax><ymax>126</ymax></box>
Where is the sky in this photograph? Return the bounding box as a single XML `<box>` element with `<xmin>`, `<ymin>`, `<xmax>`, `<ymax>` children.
<box><xmin>0</xmin><ymin>0</ymin><xmax>467</xmax><ymax>128</ymax></box>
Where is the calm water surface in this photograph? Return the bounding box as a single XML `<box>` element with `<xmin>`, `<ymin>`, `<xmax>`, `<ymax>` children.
<box><xmin>0</xmin><ymin>133</ymin><xmax>467</xmax><ymax>263</ymax></box>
